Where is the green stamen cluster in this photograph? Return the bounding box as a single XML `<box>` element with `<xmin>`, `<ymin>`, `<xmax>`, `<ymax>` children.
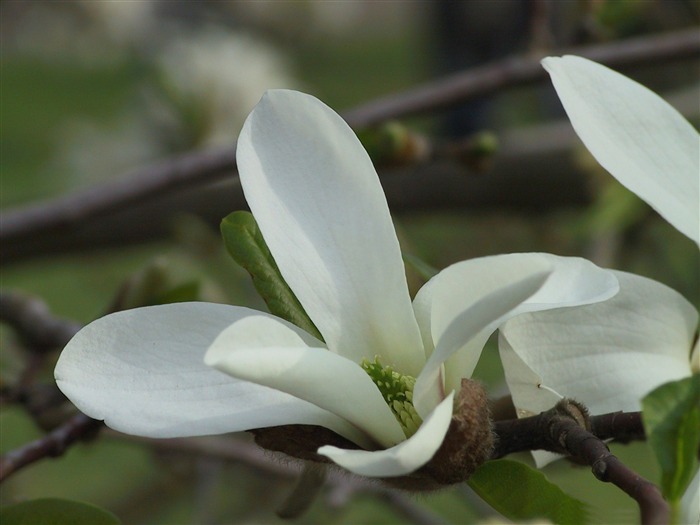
<box><xmin>361</xmin><ymin>356</ymin><xmax>423</xmax><ymax>438</ymax></box>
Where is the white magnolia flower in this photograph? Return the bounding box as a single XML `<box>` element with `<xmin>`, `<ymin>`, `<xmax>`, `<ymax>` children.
<box><xmin>55</xmin><ymin>89</ymin><xmax>617</xmax><ymax>479</ymax></box>
<box><xmin>499</xmin><ymin>56</ymin><xmax>699</xmax><ymax>522</ymax></box>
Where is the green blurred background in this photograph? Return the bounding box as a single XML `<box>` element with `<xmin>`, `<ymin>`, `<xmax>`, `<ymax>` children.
<box><xmin>2</xmin><ymin>1</ymin><xmax>698</xmax><ymax>523</ymax></box>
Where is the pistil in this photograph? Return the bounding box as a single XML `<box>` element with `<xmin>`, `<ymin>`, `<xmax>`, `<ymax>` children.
<box><xmin>361</xmin><ymin>356</ymin><xmax>423</xmax><ymax>438</ymax></box>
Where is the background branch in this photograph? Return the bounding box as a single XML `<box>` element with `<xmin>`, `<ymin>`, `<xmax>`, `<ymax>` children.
<box><xmin>0</xmin><ymin>291</ymin><xmax>82</xmax><ymax>352</ymax></box>
<box><xmin>342</xmin><ymin>27</ymin><xmax>699</xmax><ymax>128</ymax></box>
<box><xmin>109</xmin><ymin>433</ymin><xmax>450</xmax><ymax>525</ymax></box>
<box><xmin>0</xmin><ymin>413</ymin><xmax>101</xmax><ymax>483</ymax></box>
<box><xmin>2</xmin><ymin>28</ymin><xmax>698</xmax><ymax>264</ymax></box>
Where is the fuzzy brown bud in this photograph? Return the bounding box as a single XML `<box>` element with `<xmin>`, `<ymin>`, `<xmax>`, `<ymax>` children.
<box><xmin>251</xmin><ymin>378</ymin><xmax>494</xmax><ymax>491</ymax></box>
<box><xmin>423</xmin><ymin>378</ymin><xmax>493</xmax><ymax>484</ymax></box>
<box><xmin>251</xmin><ymin>424</ymin><xmax>359</xmax><ymax>464</ymax></box>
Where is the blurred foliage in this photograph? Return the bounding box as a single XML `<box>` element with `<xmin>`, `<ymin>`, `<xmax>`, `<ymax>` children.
<box><xmin>1</xmin><ymin>2</ymin><xmax>698</xmax><ymax>524</ymax></box>
<box><xmin>642</xmin><ymin>376</ymin><xmax>700</xmax><ymax>504</ymax></box>
<box><xmin>1</xmin><ymin>59</ymin><xmax>137</xmax><ymax>206</ymax></box>
<box><xmin>468</xmin><ymin>459</ymin><xmax>589</xmax><ymax>524</ymax></box>
<box><xmin>0</xmin><ymin>497</ymin><xmax>120</xmax><ymax>525</ymax></box>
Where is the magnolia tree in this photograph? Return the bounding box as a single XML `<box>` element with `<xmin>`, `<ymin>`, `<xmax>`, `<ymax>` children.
<box><xmin>1</xmin><ymin>54</ymin><xmax>698</xmax><ymax>525</ymax></box>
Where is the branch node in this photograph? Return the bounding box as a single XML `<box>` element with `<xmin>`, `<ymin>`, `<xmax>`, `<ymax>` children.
<box><xmin>591</xmin><ymin>457</ymin><xmax>609</xmax><ymax>481</ymax></box>
<box><xmin>555</xmin><ymin>398</ymin><xmax>591</xmax><ymax>430</ymax></box>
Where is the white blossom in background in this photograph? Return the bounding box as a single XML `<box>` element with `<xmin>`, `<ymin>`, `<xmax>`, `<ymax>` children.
<box><xmin>5</xmin><ymin>2</ymin><xmax>155</xmax><ymax>65</ymax></box>
<box><xmin>55</xmin><ymin>89</ymin><xmax>618</xmax><ymax>479</ymax></box>
<box><xmin>52</xmin><ymin>27</ymin><xmax>298</xmax><ymax>187</ymax></box>
<box><xmin>79</xmin><ymin>0</ymin><xmax>155</xmax><ymax>49</ymax></box>
<box><xmin>499</xmin><ymin>55</ymin><xmax>699</xmax><ymax>523</ymax></box>
<box><xmin>157</xmin><ymin>29</ymin><xmax>298</xmax><ymax>147</ymax></box>
<box><xmin>51</xmin><ymin>113</ymin><xmax>162</xmax><ymax>188</ymax></box>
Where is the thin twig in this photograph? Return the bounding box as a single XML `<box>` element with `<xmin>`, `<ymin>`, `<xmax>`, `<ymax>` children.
<box><xmin>379</xmin><ymin>491</ymin><xmax>451</xmax><ymax>525</ymax></box>
<box><xmin>109</xmin><ymin>433</ymin><xmax>449</xmax><ymax>524</ymax></box>
<box><xmin>0</xmin><ymin>413</ymin><xmax>101</xmax><ymax>483</ymax></box>
<box><xmin>276</xmin><ymin>464</ymin><xmax>327</xmax><ymax>519</ymax></box>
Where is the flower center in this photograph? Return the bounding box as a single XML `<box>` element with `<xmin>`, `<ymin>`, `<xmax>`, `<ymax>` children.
<box><xmin>361</xmin><ymin>356</ymin><xmax>423</xmax><ymax>438</ymax></box>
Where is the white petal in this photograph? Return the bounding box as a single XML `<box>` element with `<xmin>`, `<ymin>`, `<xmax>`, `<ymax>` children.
<box><xmin>500</xmin><ymin>271</ymin><xmax>697</xmax><ymax>421</ymax></box>
<box><xmin>205</xmin><ymin>315</ymin><xmax>406</xmax><ymax>448</ymax></box>
<box><xmin>55</xmin><ymin>303</ymin><xmax>363</xmax><ymax>442</ymax></box>
<box><xmin>413</xmin><ymin>254</ymin><xmax>618</xmax><ymax>399</ymax></box>
<box><xmin>413</xmin><ymin>261</ymin><xmax>552</xmax><ymax>418</ymax></box>
<box><xmin>317</xmin><ymin>392</ymin><xmax>455</xmax><ymax>477</ymax></box>
<box><xmin>681</xmin><ymin>467</ymin><xmax>700</xmax><ymax>525</ymax></box>
<box><xmin>543</xmin><ymin>56</ymin><xmax>700</xmax><ymax>245</ymax></box>
<box><xmin>237</xmin><ymin>89</ymin><xmax>424</xmax><ymax>375</ymax></box>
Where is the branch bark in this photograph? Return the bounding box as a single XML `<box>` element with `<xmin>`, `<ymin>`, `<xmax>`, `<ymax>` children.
<box><xmin>0</xmin><ymin>413</ymin><xmax>102</xmax><ymax>483</ymax></box>
<box><xmin>492</xmin><ymin>400</ymin><xmax>668</xmax><ymax>525</ymax></box>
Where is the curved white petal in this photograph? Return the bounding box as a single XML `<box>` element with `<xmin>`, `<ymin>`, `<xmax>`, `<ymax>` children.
<box><xmin>500</xmin><ymin>271</ymin><xmax>697</xmax><ymax>422</ymax></box>
<box><xmin>413</xmin><ymin>262</ymin><xmax>552</xmax><ymax>418</ymax></box>
<box><xmin>318</xmin><ymin>391</ymin><xmax>455</xmax><ymax>477</ymax></box>
<box><xmin>237</xmin><ymin>89</ymin><xmax>424</xmax><ymax>375</ymax></box>
<box><xmin>681</xmin><ymin>467</ymin><xmax>700</xmax><ymax>525</ymax></box>
<box><xmin>543</xmin><ymin>55</ymin><xmax>700</xmax><ymax>245</ymax></box>
<box><xmin>413</xmin><ymin>254</ymin><xmax>618</xmax><ymax>398</ymax></box>
<box><xmin>55</xmin><ymin>303</ymin><xmax>362</xmax><ymax>441</ymax></box>
<box><xmin>205</xmin><ymin>315</ymin><xmax>406</xmax><ymax>448</ymax></box>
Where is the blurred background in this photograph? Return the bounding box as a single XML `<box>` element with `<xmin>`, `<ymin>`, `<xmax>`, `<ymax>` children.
<box><xmin>1</xmin><ymin>1</ymin><xmax>698</xmax><ymax>524</ymax></box>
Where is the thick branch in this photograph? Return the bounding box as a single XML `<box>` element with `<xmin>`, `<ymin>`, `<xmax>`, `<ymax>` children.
<box><xmin>589</xmin><ymin>411</ymin><xmax>646</xmax><ymax>443</ymax></box>
<box><xmin>554</xmin><ymin>420</ymin><xmax>666</xmax><ymax>525</ymax></box>
<box><xmin>493</xmin><ymin>400</ymin><xmax>667</xmax><ymax>525</ymax></box>
<box><xmin>0</xmin><ymin>148</ymin><xmax>237</xmax><ymax>250</ymax></box>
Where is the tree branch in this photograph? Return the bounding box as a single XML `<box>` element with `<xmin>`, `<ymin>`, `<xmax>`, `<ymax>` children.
<box><xmin>341</xmin><ymin>27</ymin><xmax>699</xmax><ymax>128</ymax></box>
<box><xmin>589</xmin><ymin>410</ymin><xmax>646</xmax><ymax>443</ymax></box>
<box><xmin>108</xmin><ymin>433</ymin><xmax>451</xmax><ymax>525</ymax></box>
<box><xmin>0</xmin><ymin>291</ymin><xmax>82</xmax><ymax>352</ymax></box>
<box><xmin>0</xmin><ymin>148</ymin><xmax>238</xmax><ymax>251</ymax></box>
<box><xmin>0</xmin><ymin>413</ymin><xmax>102</xmax><ymax>483</ymax></box>
<box><xmin>2</xmin><ymin>28</ymin><xmax>697</xmax><ymax>262</ymax></box>
<box><xmin>276</xmin><ymin>464</ymin><xmax>327</xmax><ymax>519</ymax></box>
<box><xmin>492</xmin><ymin>400</ymin><xmax>667</xmax><ymax>525</ymax></box>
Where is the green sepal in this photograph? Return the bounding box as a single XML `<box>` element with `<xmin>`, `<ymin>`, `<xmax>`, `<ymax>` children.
<box><xmin>642</xmin><ymin>375</ymin><xmax>700</xmax><ymax>502</ymax></box>
<box><xmin>0</xmin><ymin>498</ymin><xmax>120</xmax><ymax>525</ymax></box>
<box><xmin>221</xmin><ymin>211</ymin><xmax>322</xmax><ymax>341</ymax></box>
<box><xmin>468</xmin><ymin>459</ymin><xmax>589</xmax><ymax>525</ymax></box>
